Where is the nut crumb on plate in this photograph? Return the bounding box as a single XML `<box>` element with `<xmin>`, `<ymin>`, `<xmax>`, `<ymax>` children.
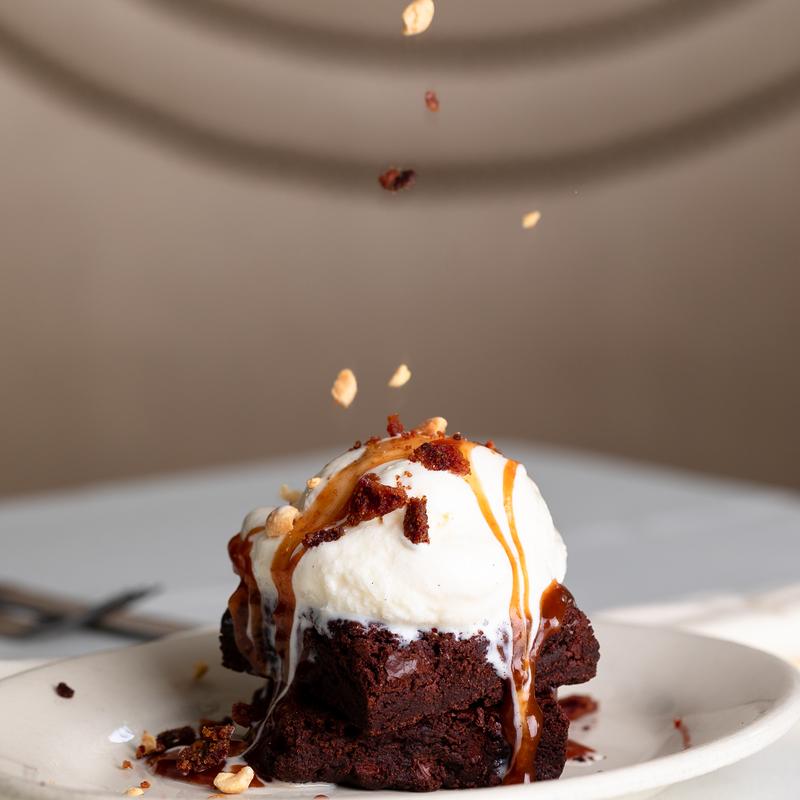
<box><xmin>124</xmin><ymin>789</ymin><xmax>144</xmax><ymax>797</ymax></box>
<box><xmin>120</xmin><ymin>760</ymin><xmax>133</xmax><ymax>770</ymax></box>
<box><xmin>306</xmin><ymin>476</ymin><xmax>321</xmax><ymax>489</ymax></box>
<box><xmin>192</xmin><ymin>661</ymin><xmax>209</xmax><ymax>681</ymax></box>
<box><xmin>424</xmin><ymin>90</ymin><xmax>440</xmax><ymax>112</ymax></box>
<box><xmin>388</xmin><ymin>363</ymin><xmax>412</xmax><ymax>387</ymax></box>
<box><xmin>402</xmin><ymin>0</ymin><xmax>435</xmax><ymax>36</ymax></box>
<box><xmin>331</xmin><ymin>368</ymin><xmax>357</xmax><ymax>407</ymax></box>
<box><xmin>213</xmin><ymin>766</ymin><xmax>255</xmax><ymax>794</ymax></box>
<box><xmin>135</xmin><ymin>731</ymin><xmax>157</xmax><ymax>759</ymax></box>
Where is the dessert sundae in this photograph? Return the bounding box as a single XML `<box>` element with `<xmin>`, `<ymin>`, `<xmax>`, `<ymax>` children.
<box><xmin>220</xmin><ymin>416</ymin><xmax>599</xmax><ymax>790</ymax></box>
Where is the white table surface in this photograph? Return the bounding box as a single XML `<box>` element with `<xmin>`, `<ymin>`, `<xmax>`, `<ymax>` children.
<box><xmin>1</xmin><ymin>440</ymin><xmax>799</xmax><ymax>797</ymax></box>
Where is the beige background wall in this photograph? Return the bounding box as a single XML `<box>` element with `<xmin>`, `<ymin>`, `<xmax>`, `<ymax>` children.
<box><xmin>1</xmin><ymin>0</ymin><xmax>799</xmax><ymax>496</ymax></box>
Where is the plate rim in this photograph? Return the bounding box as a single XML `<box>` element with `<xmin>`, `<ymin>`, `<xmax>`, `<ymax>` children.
<box><xmin>1</xmin><ymin>621</ymin><xmax>799</xmax><ymax>800</ymax></box>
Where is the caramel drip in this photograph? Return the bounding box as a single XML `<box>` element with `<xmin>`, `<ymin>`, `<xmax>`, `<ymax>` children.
<box><xmin>227</xmin><ymin>525</ymin><xmax>268</xmax><ymax>674</ymax></box>
<box><xmin>463</xmin><ymin>449</ymin><xmax>569</xmax><ymax>783</ymax></box>
<box><xmin>268</xmin><ymin>434</ymin><xmax>433</xmax><ymax>697</ymax></box>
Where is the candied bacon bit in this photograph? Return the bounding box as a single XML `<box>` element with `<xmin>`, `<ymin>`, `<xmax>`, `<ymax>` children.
<box><xmin>231</xmin><ymin>701</ymin><xmax>258</xmax><ymax>728</ymax></box>
<box><xmin>139</xmin><ymin>781</ymin><xmax>151</xmax><ymax>790</ymax></box>
<box><xmin>155</xmin><ymin>725</ymin><xmax>196</xmax><ymax>753</ymax></box>
<box><xmin>379</xmin><ymin>167</ymin><xmax>416</xmax><ymax>192</ymax></box>
<box><xmin>387</xmin><ymin>413</ymin><xmax>405</xmax><ymax>437</ymax></box>
<box><xmin>403</xmin><ymin>497</ymin><xmax>430</xmax><ymax>544</ymax></box>
<box><xmin>175</xmin><ymin>724</ymin><xmax>234</xmax><ymax>776</ymax></box>
<box><xmin>410</xmin><ymin>441</ymin><xmax>470</xmax><ymax>475</ymax></box>
<box><xmin>55</xmin><ymin>681</ymin><xmax>74</xmax><ymax>698</ymax></box>
<box><xmin>452</xmin><ymin>432</ymin><xmax>463</xmax><ymax>440</ymax></box>
<box><xmin>350</xmin><ymin>440</ymin><xmax>362</xmax><ymax>451</ymax></box>
<box><xmin>558</xmin><ymin>694</ymin><xmax>599</xmax><ymax>722</ymax></box>
<box><xmin>120</xmin><ymin>760</ymin><xmax>133</xmax><ymax>770</ymax></box>
<box><xmin>365</xmin><ymin>435</ymin><xmax>381</xmax><ymax>445</ymax></box>
<box><xmin>424</xmin><ymin>90</ymin><xmax>440</xmax><ymax>112</ymax></box>
<box><xmin>346</xmin><ymin>473</ymin><xmax>408</xmax><ymax>525</ymax></box>
<box><xmin>304</xmin><ymin>525</ymin><xmax>345</xmax><ymax>549</ymax></box>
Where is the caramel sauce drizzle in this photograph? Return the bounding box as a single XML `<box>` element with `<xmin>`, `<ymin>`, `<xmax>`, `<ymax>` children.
<box><xmin>227</xmin><ymin>434</ymin><xmax>569</xmax><ymax>782</ymax></box>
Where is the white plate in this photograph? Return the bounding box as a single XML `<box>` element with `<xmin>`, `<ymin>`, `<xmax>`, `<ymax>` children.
<box><xmin>0</xmin><ymin>622</ymin><xmax>798</xmax><ymax>800</ymax></box>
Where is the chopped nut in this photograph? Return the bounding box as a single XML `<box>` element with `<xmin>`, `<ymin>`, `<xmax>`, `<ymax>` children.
<box><xmin>331</xmin><ymin>368</ymin><xmax>357</xmax><ymax>408</ymax></box>
<box><xmin>120</xmin><ymin>760</ymin><xmax>133</xmax><ymax>770</ymax></box>
<box><xmin>378</xmin><ymin>167</ymin><xmax>416</xmax><ymax>192</ymax></box>
<box><xmin>279</xmin><ymin>484</ymin><xmax>302</xmax><ymax>505</ymax></box>
<box><xmin>306</xmin><ymin>476</ymin><xmax>321</xmax><ymax>489</ymax></box>
<box><xmin>135</xmin><ymin>731</ymin><xmax>157</xmax><ymax>759</ymax></box>
<box><xmin>402</xmin><ymin>0</ymin><xmax>435</xmax><ymax>36</ymax></box>
<box><xmin>415</xmin><ymin>417</ymin><xmax>448</xmax><ymax>436</ymax></box>
<box><xmin>124</xmin><ymin>789</ymin><xmax>144</xmax><ymax>797</ymax></box>
<box><xmin>388</xmin><ymin>363</ymin><xmax>412</xmax><ymax>388</ymax></box>
<box><xmin>192</xmin><ymin>661</ymin><xmax>209</xmax><ymax>681</ymax></box>
<box><xmin>424</xmin><ymin>90</ymin><xmax>440</xmax><ymax>112</ymax></box>
<box><xmin>522</xmin><ymin>210</ymin><xmax>542</xmax><ymax>230</ymax></box>
<box><xmin>265</xmin><ymin>505</ymin><xmax>300</xmax><ymax>538</ymax></box>
<box><xmin>213</xmin><ymin>766</ymin><xmax>255</xmax><ymax>794</ymax></box>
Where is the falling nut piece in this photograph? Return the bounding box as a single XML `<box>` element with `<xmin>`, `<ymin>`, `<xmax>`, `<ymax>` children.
<box><xmin>388</xmin><ymin>363</ymin><xmax>412</xmax><ymax>388</ymax></box>
<box><xmin>522</xmin><ymin>210</ymin><xmax>542</xmax><ymax>230</ymax></box>
<box><xmin>192</xmin><ymin>661</ymin><xmax>209</xmax><ymax>681</ymax></box>
<box><xmin>213</xmin><ymin>766</ymin><xmax>255</xmax><ymax>795</ymax></box>
<box><xmin>265</xmin><ymin>505</ymin><xmax>300</xmax><ymax>538</ymax></box>
<box><xmin>416</xmin><ymin>417</ymin><xmax>448</xmax><ymax>436</ymax></box>
<box><xmin>124</xmin><ymin>789</ymin><xmax>144</xmax><ymax>797</ymax></box>
<box><xmin>331</xmin><ymin>368</ymin><xmax>357</xmax><ymax>408</ymax></box>
<box><xmin>279</xmin><ymin>484</ymin><xmax>302</xmax><ymax>505</ymax></box>
<box><xmin>402</xmin><ymin>0</ymin><xmax>435</xmax><ymax>36</ymax></box>
<box><xmin>307</xmin><ymin>476</ymin><xmax>321</xmax><ymax>489</ymax></box>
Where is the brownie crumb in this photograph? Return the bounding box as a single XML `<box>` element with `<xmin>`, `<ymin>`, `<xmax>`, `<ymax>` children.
<box><xmin>379</xmin><ymin>167</ymin><xmax>416</xmax><ymax>192</ymax></box>
<box><xmin>403</xmin><ymin>497</ymin><xmax>430</xmax><ymax>544</ymax></box>
<box><xmin>410</xmin><ymin>441</ymin><xmax>470</xmax><ymax>475</ymax></box>
<box><xmin>558</xmin><ymin>694</ymin><xmax>598</xmax><ymax>722</ymax></box>
<box><xmin>673</xmin><ymin>717</ymin><xmax>691</xmax><ymax>750</ymax></box>
<box><xmin>175</xmin><ymin>724</ymin><xmax>235</xmax><ymax>775</ymax></box>
<box><xmin>424</xmin><ymin>90</ymin><xmax>440</xmax><ymax>112</ymax></box>
<box><xmin>346</xmin><ymin>473</ymin><xmax>407</xmax><ymax>525</ymax></box>
<box><xmin>386</xmin><ymin>414</ymin><xmax>405</xmax><ymax>437</ymax></box>
<box><xmin>155</xmin><ymin>725</ymin><xmax>196</xmax><ymax>753</ymax></box>
<box><xmin>55</xmin><ymin>682</ymin><xmax>74</xmax><ymax>698</ymax></box>
<box><xmin>304</xmin><ymin>526</ymin><xmax>345</xmax><ymax>549</ymax></box>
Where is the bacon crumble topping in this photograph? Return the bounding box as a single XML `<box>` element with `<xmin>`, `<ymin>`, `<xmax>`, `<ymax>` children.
<box><xmin>304</xmin><ymin>526</ymin><xmax>345</xmax><ymax>549</ymax></box>
<box><xmin>379</xmin><ymin>168</ymin><xmax>416</xmax><ymax>192</ymax></box>
<box><xmin>345</xmin><ymin>473</ymin><xmax>408</xmax><ymax>525</ymax></box>
<box><xmin>386</xmin><ymin>413</ymin><xmax>404</xmax><ymax>437</ymax></box>
<box><xmin>410</xmin><ymin>441</ymin><xmax>470</xmax><ymax>475</ymax></box>
<box><xmin>403</xmin><ymin>497</ymin><xmax>430</xmax><ymax>544</ymax></box>
<box><xmin>175</xmin><ymin>724</ymin><xmax>235</xmax><ymax>776</ymax></box>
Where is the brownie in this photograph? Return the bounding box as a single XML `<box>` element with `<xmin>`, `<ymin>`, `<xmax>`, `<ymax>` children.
<box><xmin>294</xmin><ymin>621</ymin><xmax>503</xmax><ymax>734</ymax></box>
<box><xmin>221</xmin><ymin>602</ymin><xmax>599</xmax><ymax>790</ymax></box>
